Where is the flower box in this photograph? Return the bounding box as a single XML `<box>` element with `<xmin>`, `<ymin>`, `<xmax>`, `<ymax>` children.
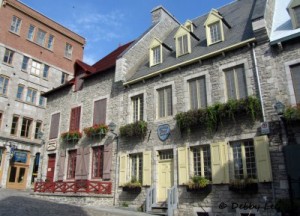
<box><xmin>122</xmin><ymin>186</ymin><xmax>142</xmax><ymax>193</ymax></box>
<box><xmin>186</xmin><ymin>184</ymin><xmax>212</xmax><ymax>193</ymax></box>
<box><xmin>120</xmin><ymin>121</ymin><xmax>147</xmax><ymax>138</ymax></box>
<box><xmin>229</xmin><ymin>182</ymin><xmax>258</xmax><ymax>194</ymax></box>
<box><xmin>61</xmin><ymin>131</ymin><xmax>82</xmax><ymax>143</ymax></box>
<box><xmin>83</xmin><ymin>124</ymin><xmax>108</xmax><ymax>138</ymax></box>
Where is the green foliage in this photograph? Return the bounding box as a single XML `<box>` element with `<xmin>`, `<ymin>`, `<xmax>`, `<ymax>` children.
<box><xmin>175</xmin><ymin>96</ymin><xmax>262</xmax><ymax>133</ymax></box>
<box><xmin>121</xmin><ymin>202</ymin><xmax>129</xmax><ymax>207</ymax></box>
<box><xmin>83</xmin><ymin>124</ymin><xmax>108</xmax><ymax>137</ymax></box>
<box><xmin>284</xmin><ymin>105</ymin><xmax>300</xmax><ymax>121</ymax></box>
<box><xmin>187</xmin><ymin>176</ymin><xmax>210</xmax><ymax>189</ymax></box>
<box><xmin>123</xmin><ymin>177</ymin><xmax>142</xmax><ymax>188</ymax></box>
<box><xmin>120</xmin><ymin>121</ymin><xmax>147</xmax><ymax>138</ymax></box>
<box><xmin>61</xmin><ymin>130</ymin><xmax>82</xmax><ymax>141</ymax></box>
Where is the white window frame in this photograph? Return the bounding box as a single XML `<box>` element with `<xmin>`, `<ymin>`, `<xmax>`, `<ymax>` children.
<box><xmin>26</xmin><ymin>88</ymin><xmax>37</xmax><ymax>104</ymax></box>
<box><xmin>3</xmin><ymin>49</ymin><xmax>14</xmax><ymax>65</ymax></box>
<box><xmin>177</xmin><ymin>34</ymin><xmax>189</xmax><ymax>56</ymax></box>
<box><xmin>131</xmin><ymin>94</ymin><xmax>144</xmax><ymax>122</ymax></box>
<box><xmin>21</xmin><ymin>56</ymin><xmax>29</xmax><ymax>71</ymax></box>
<box><xmin>190</xmin><ymin>145</ymin><xmax>212</xmax><ymax>180</ymax></box>
<box><xmin>47</xmin><ymin>34</ymin><xmax>54</xmax><ymax>50</ymax></box>
<box><xmin>27</xmin><ymin>24</ymin><xmax>35</xmax><ymax>40</ymax></box>
<box><xmin>0</xmin><ymin>76</ymin><xmax>9</xmax><ymax>96</ymax></box>
<box><xmin>157</xmin><ymin>86</ymin><xmax>173</xmax><ymax>119</ymax></box>
<box><xmin>209</xmin><ymin>22</ymin><xmax>222</xmax><ymax>44</ymax></box>
<box><xmin>20</xmin><ymin>117</ymin><xmax>33</xmax><ymax>138</ymax></box>
<box><xmin>127</xmin><ymin>91</ymin><xmax>146</xmax><ymax>124</ymax></box>
<box><xmin>43</xmin><ymin>65</ymin><xmax>49</xmax><ymax>79</ymax></box>
<box><xmin>36</xmin><ymin>29</ymin><xmax>46</xmax><ymax>46</ymax></box>
<box><xmin>152</xmin><ymin>46</ymin><xmax>161</xmax><ymax>66</ymax></box>
<box><xmin>16</xmin><ymin>84</ymin><xmax>25</xmax><ymax>100</ymax></box>
<box><xmin>65</xmin><ymin>43</ymin><xmax>73</xmax><ymax>59</ymax></box>
<box><xmin>129</xmin><ymin>153</ymin><xmax>143</xmax><ymax>183</ymax></box>
<box><xmin>31</xmin><ymin>60</ymin><xmax>42</xmax><ymax>76</ymax></box>
<box><xmin>285</xmin><ymin>59</ymin><xmax>300</xmax><ymax>106</ymax></box>
<box><xmin>188</xmin><ymin>76</ymin><xmax>208</xmax><ymax>110</ymax></box>
<box><xmin>10</xmin><ymin>16</ymin><xmax>21</xmax><ymax>34</ymax></box>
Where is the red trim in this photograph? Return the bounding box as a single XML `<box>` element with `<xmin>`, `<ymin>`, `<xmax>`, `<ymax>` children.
<box><xmin>67</xmin><ymin>150</ymin><xmax>77</xmax><ymax>179</ymax></box>
<box><xmin>92</xmin><ymin>146</ymin><xmax>104</xmax><ymax>179</ymax></box>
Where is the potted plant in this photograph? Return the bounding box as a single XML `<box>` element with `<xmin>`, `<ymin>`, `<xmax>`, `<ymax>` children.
<box><xmin>229</xmin><ymin>178</ymin><xmax>258</xmax><ymax>194</ymax></box>
<box><xmin>186</xmin><ymin>176</ymin><xmax>212</xmax><ymax>193</ymax></box>
<box><xmin>120</xmin><ymin>121</ymin><xmax>147</xmax><ymax>138</ymax></box>
<box><xmin>83</xmin><ymin>124</ymin><xmax>108</xmax><ymax>138</ymax></box>
<box><xmin>61</xmin><ymin>130</ymin><xmax>82</xmax><ymax>142</ymax></box>
<box><xmin>122</xmin><ymin>177</ymin><xmax>142</xmax><ymax>193</ymax></box>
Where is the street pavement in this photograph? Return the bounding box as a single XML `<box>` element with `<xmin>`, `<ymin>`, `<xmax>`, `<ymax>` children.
<box><xmin>0</xmin><ymin>188</ymin><xmax>151</xmax><ymax>216</ymax></box>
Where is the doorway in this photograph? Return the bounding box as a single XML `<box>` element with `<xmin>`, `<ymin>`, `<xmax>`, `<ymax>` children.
<box><xmin>46</xmin><ymin>154</ymin><xmax>56</xmax><ymax>182</ymax></box>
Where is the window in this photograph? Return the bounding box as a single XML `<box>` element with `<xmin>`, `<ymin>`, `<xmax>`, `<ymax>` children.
<box><xmin>10</xmin><ymin>116</ymin><xmax>19</xmax><ymax>135</ymax></box>
<box><xmin>132</xmin><ymin>95</ymin><xmax>144</xmax><ymax>122</ymax></box>
<box><xmin>93</xmin><ymin>98</ymin><xmax>107</xmax><ymax>125</ymax></box>
<box><xmin>290</xmin><ymin>64</ymin><xmax>300</xmax><ymax>104</ymax></box>
<box><xmin>31</xmin><ymin>60</ymin><xmax>41</xmax><ymax>76</ymax></box>
<box><xmin>130</xmin><ymin>154</ymin><xmax>143</xmax><ymax>183</ymax></box>
<box><xmin>224</xmin><ymin>65</ymin><xmax>247</xmax><ymax>100</ymax></box>
<box><xmin>231</xmin><ymin>140</ymin><xmax>256</xmax><ymax>180</ymax></box>
<box><xmin>3</xmin><ymin>49</ymin><xmax>14</xmax><ymax>65</ymax></box>
<box><xmin>20</xmin><ymin>117</ymin><xmax>33</xmax><ymax>138</ymax></box>
<box><xmin>209</xmin><ymin>22</ymin><xmax>221</xmax><ymax>44</ymax></box>
<box><xmin>0</xmin><ymin>76</ymin><xmax>9</xmax><ymax>96</ymax></box>
<box><xmin>65</xmin><ymin>43</ymin><xmax>73</xmax><ymax>59</ymax></box>
<box><xmin>69</xmin><ymin>106</ymin><xmax>81</xmax><ymax>131</ymax></box>
<box><xmin>49</xmin><ymin>113</ymin><xmax>60</xmax><ymax>139</ymax></box>
<box><xmin>34</xmin><ymin>121</ymin><xmax>42</xmax><ymax>139</ymax></box>
<box><xmin>27</xmin><ymin>24</ymin><xmax>35</xmax><ymax>40</ymax></box>
<box><xmin>39</xmin><ymin>93</ymin><xmax>46</xmax><ymax>107</ymax></box>
<box><xmin>43</xmin><ymin>65</ymin><xmax>49</xmax><ymax>78</ymax></box>
<box><xmin>0</xmin><ymin>112</ymin><xmax>2</xmax><ymax>129</ymax></box>
<box><xmin>92</xmin><ymin>146</ymin><xmax>104</xmax><ymax>178</ymax></box>
<box><xmin>26</xmin><ymin>88</ymin><xmax>37</xmax><ymax>104</ymax></box>
<box><xmin>21</xmin><ymin>56</ymin><xmax>29</xmax><ymax>71</ymax></box>
<box><xmin>295</xmin><ymin>6</ymin><xmax>300</xmax><ymax>27</ymax></box>
<box><xmin>10</xmin><ymin>16</ymin><xmax>21</xmax><ymax>34</ymax></box>
<box><xmin>0</xmin><ymin>148</ymin><xmax>3</xmax><ymax>168</ymax></box>
<box><xmin>47</xmin><ymin>34</ymin><xmax>54</xmax><ymax>50</ymax></box>
<box><xmin>157</xmin><ymin>86</ymin><xmax>172</xmax><ymax>118</ymax></box>
<box><xmin>61</xmin><ymin>73</ymin><xmax>68</xmax><ymax>84</ymax></box>
<box><xmin>16</xmin><ymin>84</ymin><xmax>24</xmax><ymax>100</ymax></box>
<box><xmin>192</xmin><ymin>146</ymin><xmax>212</xmax><ymax>180</ymax></box>
<box><xmin>189</xmin><ymin>76</ymin><xmax>207</xmax><ymax>109</ymax></box>
<box><xmin>177</xmin><ymin>34</ymin><xmax>188</xmax><ymax>56</ymax></box>
<box><xmin>67</xmin><ymin>150</ymin><xmax>77</xmax><ymax>179</ymax></box>
<box><xmin>152</xmin><ymin>46</ymin><xmax>161</xmax><ymax>65</ymax></box>
<box><xmin>36</xmin><ymin>29</ymin><xmax>46</xmax><ymax>46</ymax></box>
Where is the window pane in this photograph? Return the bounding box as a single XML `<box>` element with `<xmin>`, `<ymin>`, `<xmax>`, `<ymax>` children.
<box><xmin>225</xmin><ymin>69</ymin><xmax>237</xmax><ymax>99</ymax></box>
<box><xmin>93</xmin><ymin>146</ymin><xmax>104</xmax><ymax>178</ymax></box>
<box><xmin>210</xmin><ymin>22</ymin><xmax>221</xmax><ymax>43</ymax></box>
<box><xmin>16</xmin><ymin>85</ymin><xmax>24</xmax><ymax>100</ymax></box>
<box><xmin>47</xmin><ymin>35</ymin><xmax>54</xmax><ymax>49</ymax></box>
<box><xmin>295</xmin><ymin>6</ymin><xmax>300</xmax><ymax>26</ymax></box>
<box><xmin>153</xmin><ymin>46</ymin><xmax>161</xmax><ymax>65</ymax></box>
<box><xmin>34</xmin><ymin>121</ymin><xmax>42</xmax><ymax>139</ymax></box>
<box><xmin>3</xmin><ymin>49</ymin><xmax>14</xmax><ymax>65</ymax></box>
<box><xmin>158</xmin><ymin>89</ymin><xmax>165</xmax><ymax>118</ymax></box>
<box><xmin>27</xmin><ymin>25</ymin><xmax>35</xmax><ymax>40</ymax></box>
<box><xmin>31</xmin><ymin>60</ymin><xmax>41</xmax><ymax>76</ymax></box>
<box><xmin>132</xmin><ymin>95</ymin><xmax>144</xmax><ymax>122</ymax></box>
<box><xmin>235</xmin><ymin>66</ymin><xmax>247</xmax><ymax>99</ymax></box>
<box><xmin>10</xmin><ymin>16</ymin><xmax>21</xmax><ymax>33</ymax></box>
<box><xmin>203</xmin><ymin>146</ymin><xmax>211</xmax><ymax>179</ymax></box>
<box><xmin>232</xmin><ymin>142</ymin><xmax>244</xmax><ymax>179</ymax></box>
<box><xmin>0</xmin><ymin>76</ymin><xmax>9</xmax><ymax>95</ymax></box>
<box><xmin>290</xmin><ymin>64</ymin><xmax>300</xmax><ymax>104</ymax></box>
<box><xmin>43</xmin><ymin>65</ymin><xmax>49</xmax><ymax>78</ymax></box>
<box><xmin>166</xmin><ymin>87</ymin><xmax>172</xmax><ymax>116</ymax></box>
<box><xmin>67</xmin><ymin>150</ymin><xmax>77</xmax><ymax>179</ymax></box>
<box><xmin>189</xmin><ymin>79</ymin><xmax>198</xmax><ymax>110</ymax></box>
<box><xmin>65</xmin><ymin>43</ymin><xmax>73</xmax><ymax>58</ymax></box>
<box><xmin>193</xmin><ymin>148</ymin><xmax>201</xmax><ymax>176</ymax></box>
<box><xmin>36</xmin><ymin>29</ymin><xmax>46</xmax><ymax>46</ymax></box>
<box><xmin>244</xmin><ymin>140</ymin><xmax>256</xmax><ymax>179</ymax></box>
<box><xmin>21</xmin><ymin>118</ymin><xmax>32</xmax><ymax>138</ymax></box>
<box><xmin>22</xmin><ymin>56</ymin><xmax>29</xmax><ymax>71</ymax></box>
<box><xmin>10</xmin><ymin>116</ymin><xmax>19</xmax><ymax>135</ymax></box>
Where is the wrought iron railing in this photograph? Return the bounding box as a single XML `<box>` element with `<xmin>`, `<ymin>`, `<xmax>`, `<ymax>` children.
<box><xmin>34</xmin><ymin>180</ymin><xmax>112</xmax><ymax>194</ymax></box>
<box><xmin>167</xmin><ymin>186</ymin><xmax>178</xmax><ymax>216</ymax></box>
<box><xmin>146</xmin><ymin>185</ymin><xmax>156</xmax><ymax>213</ymax></box>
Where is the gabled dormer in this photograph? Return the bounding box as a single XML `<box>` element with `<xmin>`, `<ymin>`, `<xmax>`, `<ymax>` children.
<box><xmin>149</xmin><ymin>38</ymin><xmax>163</xmax><ymax>67</ymax></box>
<box><xmin>174</xmin><ymin>26</ymin><xmax>191</xmax><ymax>57</ymax></box>
<box><xmin>288</xmin><ymin>0</ymin><xmax>300</xmax><ymax>29</ymax></box>
<box><xmin>184</xmin><ymin>20</ymin><xmax>195</xmax><ymax>33</ymax></box>
<box><xmin>204</xmin><ymin>9</ymin><xmax>230</xmax><ymax>46</ymax></box>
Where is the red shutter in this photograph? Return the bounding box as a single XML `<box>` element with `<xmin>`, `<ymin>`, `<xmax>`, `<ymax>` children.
<box><xmin>49</xmin><ymin>113</ymin><xmax>60</xmax><ymax>139</ymax></box>
<box><xmin>57</xmin><ymin>150</ymin><xmax>66</xmax><ymax>181</ymax></box>
<box><xmin>93</xmin><ymin>99</ymin><xmax>107</xmax><ymax>125</ymax></box>
<box><xmin>103</xmin><ymin>141</ymin><xmax>113</xmax><ymax>180</ymax></box>
<box><xmin>70</xmin><ymin>106</ymin><xmax>81</xmax><ymax>131</ymax></box>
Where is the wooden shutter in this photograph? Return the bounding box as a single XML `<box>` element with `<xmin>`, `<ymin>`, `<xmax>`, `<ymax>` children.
<box><xmin>158</xmin><ymin>89</ymin><xmax>165</xmax><ymax>118</ymax></box>
<box><xmin>236</xmin><ymin>66</ymin><xmax>247</xmax><ymax>99</ymax></box>
<box><xmin>178</xmin><ymin>147</ymin><xmax>189</xmax><ymax>185</ymax></box>
<box><xmin>199</xmin><ymin>77</ymin><xmax>207</xmax><ymax>108</ymax></box>
<box><xmin>49</xmin><ymin>113</ymin><xmax>60</xmax><ymax>139</ymax></box>
<box><xmin>225</xmin><ymin>70</ymin><xmax>236</xmax><ymax>100</ymax></box>
<box><xmin>119</xmin><ymin>154</ymin><xmax>128</xmax><ymax>186</ymax></box>
<box><xmin>189</xmin><ymin>80</ymin><xmax>198</xmax><ymax>109</ymax></box>
<box><xmin>57</xmin><ymin>150</ymin><xmax>66</xmax><ymax>181</ymax></box>
<box><xmin>291</xmin><ymin>64</ymin><xmax>300</xmax><ymax>104</ymax></box>
<box><xmin>254</xmin><ymin>136</ymin><xmax>272</xmax><ymax>182</ymax></box>
<box><xmin>211</xmin><ymin>142</ymin><xmax>229</xmax><ymax>184</ymax></box>
<box><xmin>143</xmin><ymin>151</ymin><xmax>152</xmax><ymax>186</ymax></box>
<box><xmin>70</xmin><ymin>106</ymin><xmax>81</xmax><ymax>131</ymax></box>
<box><xmin>75</xmin><ymin>147</ymin><xmax>83</xmax><ymax>180</ymax></box>
<box><xmin>81</xmin><ymin>147</ymin><xmax>90</xmax><ymax>180</ymax></box>
<box><xmin>93</xmin><ymin>98</ymin><xmax>107</xmax><ymax>125</ymax></box>
<box><xmin>103</xmin><ymin>141</ymin><xmax>113</xmax><ymax>180</ymax></box>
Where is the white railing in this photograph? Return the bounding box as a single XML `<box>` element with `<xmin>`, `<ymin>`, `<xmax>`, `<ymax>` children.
<box><xmin>167</xmin><ymin>186</ymin><xmax>178</xmax><ymax>216</ymax></box>
<box><xmin>146</xmin><ymin>186</ymin><xmax>156</xmax><ymax>213</ymax></box>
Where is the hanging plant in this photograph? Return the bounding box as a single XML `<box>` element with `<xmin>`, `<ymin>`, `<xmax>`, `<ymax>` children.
<box><xmin>119</xmin><ymin>121</ymin><xmax>147</xmax><ymax>138</ymax></box>
<box><xmin>83</xmin><ymin>124</ymin><xmax>108</xmax><ymax>138</ymax></box>
<box><xmin>283</xmin><ymin>105</ymin><xmax>300</xmax><ymax>122</ymax></box>
<box><xmin>61</xmin><ymin>130</ymin><xmax>82</xmax><ymax>142</ymax></box>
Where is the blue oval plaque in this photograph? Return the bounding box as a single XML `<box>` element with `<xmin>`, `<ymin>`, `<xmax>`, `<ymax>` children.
<box><xmin>157</xmin><ymin>124</ymin><xmax>170</xmax><ymax>141</ymax></box>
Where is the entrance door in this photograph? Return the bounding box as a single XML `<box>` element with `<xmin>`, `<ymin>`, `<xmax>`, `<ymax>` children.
<box><xmin>157</xmin><ymin>151</ymin><xmax>174</xmax><ymax>202</ymax></box>
<box><xmin>7</xmin><ymin>165</ymin><xmax>28</xmax><ymax>189</ymax></box>
<box><xmin>47</xmin><ymin>154</ymin><xmax>56</xmax><ymax>182</ymax></box>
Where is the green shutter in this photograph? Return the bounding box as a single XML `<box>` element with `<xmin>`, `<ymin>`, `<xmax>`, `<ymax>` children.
<box><xmin>211</xmin><ymin>142</ymin><xmax>229</xmax><ymax>184</ymax></box>
<box><xmin>178</xmin><ymin>147</ymin><xmax>189</xmax><ymax>185</ymax></box>
<box><xmin>254</xmin><ymin>136</ymin><xmax>272</xmax><ymax>182</ymax></box>
<box><xmin>143</xmin><ymin>151</ymin><xmax>152</xmax><ymax>186</ymax></box>
<box><xmin>119</xmin><ymin>154</ymin><xmax>128</xmax><ymax>186</ymax></box>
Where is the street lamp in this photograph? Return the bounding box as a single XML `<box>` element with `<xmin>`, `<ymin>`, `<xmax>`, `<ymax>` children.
<box><xmin>274</xmin><ymin>101</ymin><xmax>285</xmax><ymax>115</ymax></box>
<box><xmin>108</xmin><ymin>122</ymin><xmax>117</xmax><ymax>133</ymax></box>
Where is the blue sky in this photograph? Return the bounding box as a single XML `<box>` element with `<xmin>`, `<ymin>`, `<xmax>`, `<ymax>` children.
<box><xmin>20</xmin><ymin>0</ymin><xmax>234</xmax><ymax>65</ymax></box>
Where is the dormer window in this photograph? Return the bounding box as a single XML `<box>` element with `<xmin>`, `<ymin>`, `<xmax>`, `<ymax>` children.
<box><xmin>174</xmin><ymin>26</ymin><xmax>191</xmax><ymax>57</ymax></box>
<box><xmin>178</xmin><ymin>35</ymin><xmax>188</xmax><ymax>55</ymax></box>
<box><xmin>294</xmin><ymin>6</ymin><xmax>300</xmax><ymax>27</ymax></box>
<box><xmin>209</xmin><ymin>22</ymin><xmax>221</xmax><ymax>43</ymax></box>
<box><xmin>288</xmin><ymin>0</ymin><xmax>300</xmax><ymax>29</ymax></box>
<box><xmin>184</xmin><ymin>20</ymin><xmax>194</xmax><ymax>32</ymax></box>
<box><xmin>149</xmin><ymin>38</ymin><xmax>163</xmax><ymax>67</ymax></box>
<box><xmin>152</xmin><ymin>46</ymin><xmax>161</xmax><ymax>65</ymax></box>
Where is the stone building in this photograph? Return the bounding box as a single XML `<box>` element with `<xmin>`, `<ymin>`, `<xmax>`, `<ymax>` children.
<box><xmin>0</xmin><ymin>0</ymin><xmax>85</xmax><ymax>190</ymax></box>
<box><xmin>36</xmin><ymin>0</ymin><xmax>300</xmax><ymax>215</ymax></box>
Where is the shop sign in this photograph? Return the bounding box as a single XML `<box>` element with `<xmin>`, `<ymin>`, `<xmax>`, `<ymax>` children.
<box><xmin>12</xmin><ymin>151</ymin><xmax>27</xmax><ymax>163</ymax></box>
<box><xmin>157</xmin><ymin>124</ymin><xmax>170</xmax><ymax>141</ymax></box>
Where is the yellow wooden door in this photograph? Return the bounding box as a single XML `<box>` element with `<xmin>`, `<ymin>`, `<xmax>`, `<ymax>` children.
<box><xmin>158</xmin><ymin>159</ymin><xmax>173</xmax><ymax>202</ymax></box>
<box><xmin>6</xmin><ymin>165</ymin><xmax>28</xmax><ymax>190</ymax></box>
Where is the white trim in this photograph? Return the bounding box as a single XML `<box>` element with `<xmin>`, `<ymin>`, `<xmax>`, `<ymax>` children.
<box><xmin>127</xmin><ymin>90</ymin><xmax>147</xmax><ymax>124</ymax></box>
<box><xmin>91</xmin><ymin>95</ymin><xmax>109</xmax><ymax>125</ymax></box>
<box><xmin>284</xmin><ymin>59</ymin><xmax>300</xmax><ymax>106</ymax></box>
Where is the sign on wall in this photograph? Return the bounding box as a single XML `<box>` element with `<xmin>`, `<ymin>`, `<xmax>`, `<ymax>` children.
<box><xmin>12</xmin><ymin>151</ymin><xmax>27</xmax><ymax>163</ymax></box>
<box><xmin>261</xmin><ymin>122</ymin><xmax>270</xmax><ymax>135</ymax></box>
<box><xmin>47</xmin><ymin>141</ymin><xmax>57</xmax><ymax>151</ymax></box>
<box><xmin>157</xmin><ymin>124</ymin><xmax>171</xmax><ymax>141</ymax></box>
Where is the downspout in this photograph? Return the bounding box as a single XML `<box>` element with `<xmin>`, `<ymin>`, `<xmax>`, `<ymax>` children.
<box><xmin>112</xmin><ymin>133</ymin><xmax>119</xmax><ymax>206</ymax></box>
<box><xmin>251</xmin><ymin>43</ymin><xmax>276</xmax><ymax>205</ymax></box>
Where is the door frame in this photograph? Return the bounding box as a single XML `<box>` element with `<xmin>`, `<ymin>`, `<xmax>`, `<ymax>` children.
<box><xmin>46</xmin><ymin>154</ymin><xmax>56</xmax><ymax>182</ymax></box>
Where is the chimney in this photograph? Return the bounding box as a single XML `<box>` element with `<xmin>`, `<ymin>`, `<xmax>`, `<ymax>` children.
<box><xmin>151</xmin><ymin>5</ymin><xmax>176</xmax><ymax>24</ymax></box>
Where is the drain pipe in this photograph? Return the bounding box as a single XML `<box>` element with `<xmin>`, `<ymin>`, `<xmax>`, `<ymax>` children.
<box><xmin>251</xmin><ymin>43</ymin><xmax>276</xmax><ymax>205</ymax></box>
<box><xmin>112</xmin><ymin>133</ymin><xmax>119</xmax><ymax>206</ymax></box>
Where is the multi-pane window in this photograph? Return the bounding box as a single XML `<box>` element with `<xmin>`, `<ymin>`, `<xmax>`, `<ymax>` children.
<box><xmin>92</xmin><ymin>146</ymin><xmax>104</xmax><ymax>178</ymax></box>
<box><xmin>47</xmin><ymin>35</ymin><xmax>54</xmax><ymax>50</ymax></box>
<box><xmin>16</xmin><ymin>84</ymin><xmax>24</xmax><ymax>100</ymax></box>
<box><xmin>27</xmin><ymin>24</ymin><xmax>35</xmax><ymax>40</ymax></box>
<box><xmin>26</xmin><ymin>88</ymin><xmax>37</xmax><ymax>104</ymax></box>
<box><xmin>231</xmin><ymin>140</ymin><xmax>256</xmax><ymax>180</ymax></box>
<box><xmin>3</xmin><ymin>49</ymin><xmax>14</xmax><ymax>65</ymax></box>
<box><xmin>132</xmin><ymin>95</ymin><xmax>144</xmax><ymax>122</ymax></box>
<box><xmin>130</xmin><ymin>154</ymin><xmax>143</xmax><ymax>183</ymax></box>
<box><xmin>67</xmin><ymin>150</ymin><xmax>77</xmax><ymax>179</ymax></box>
<box><xmin>10</xmin><ymin>116</ymin><xmax>19</xmax><ymax>135</ymax></box>
<box><xmin>209</xmin><ymin>22</ymin><xmax>221</xmax><ymax>44</ymax></box>
<box><xmin>21</xmin><ymin>117</ymin><xmax>32</xmax><ymax>138</ymax></box>
<box><xmin>65</xmin><ymin>43</ymin><xmax>73</xmax><ymax>59</ymax></box>
<box><xmin>290</xmin><ymin>64</ymin><xmax>300</xmax><ymax>104</ymax></box>
<box><xmin>36</xmin><ymin>29</ymin><xmax>46</xmax><ymax>46</ymax></box>
<box><xmin>10</xmin><ymin>16</ymin><xmax>21</xmax><ymax>33</ymax></box>
<box><xmin>31</xmin><ymin>60</ymin><xmax>42</xmax><ymax>76</ymax></box>
<box><xmin>177</xmin><ymin>34</ymin><xmax>188</xmax><ymax>56</ymax></box>
<box><xmin>39</xmin><ymin>93</ymin><xmax>46</xmax><ymax>107</ymax></box>
<box><xmin>152</xmin><ymin>46</ymin><xmax>161</xmax><ymax>65</ymax></box>
<box><xmin>61</xmin><ymin>73</ymin><xmax>68</xmax><ymax>84</ymax></box>
<box><xmin>0</xmin><ymin>76</ymin><xmax>9</xmax><ymax>96</ymax></box>
<box><xmin>189</xmin><ymin>76</ymin><xmax>207</xmax><ymax>110</ymax></box>
<box><xmin>157</xmin><ymin>86</ymin><xmax>172</xmax><ymax>118</ymax></box>
<box><xmin>159</xmin><ymin>150</ymin><xmax>173</xmax><ymax>160</ymax></box>
<box><xmin>21</xmin><ymin>56</ymin><xmax>29</xmax><ymax>71</ymax></box>
<box><xmin>224</xmin><ymin>65</ymin><xmax>247</xmax><ymax>100</ymax></box>
<box><xmin>193</xmin><ymin>146</ymin><xmax>211</xmax><ymax>180</ymax></box>
<box><xmin>34</xmin><ymin>121</ymin><xmax>42</xmax><ymax>139</ymax></box>
<box><xmin>43</xmin><ymin>65</ymin><xmax>49</xmax><ymax>78</ymax></box>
